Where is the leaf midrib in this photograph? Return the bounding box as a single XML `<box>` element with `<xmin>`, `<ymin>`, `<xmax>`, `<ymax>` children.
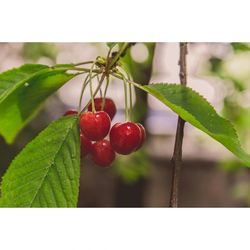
<box><xmin>0</xmin><ymin>67</ymin><xmax>49</xmax><ymax>102</ymax></box>
<box><xmin>28</xmin><ymin>118</ymin><xmax>77</xmax><ymax>207</ymax></box>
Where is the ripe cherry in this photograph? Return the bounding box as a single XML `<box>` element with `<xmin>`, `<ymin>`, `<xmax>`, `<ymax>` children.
<box><xmin>63</xmin><ymin>110</ymin><xmax>78</xmax><ymax>116</ymax></box>
<box><xmin>110</xmin><ymin>122</ymin><xmax>142</xmax><ymax>155</ymax></box>
<box><xmin>134</xmin><ymin>123</ymin><xmax>146</xmax><ymax>151</ymax></box>
<box><xmin>80</xmin><ymin>111</ymin><xmax>111</xmax><ymax>141</ymax></box>
<box><xmin>91</xmin><ymin>139</ymin><xmax>116</xmax><ymax>167</ymax></box>
<box><xmin>80</xmin><ymin>132</ymin><xmax>92</xmax><ymax>158</ymax></box>
<box><xmin>88</xmin><ymin>98</ymin><xmax>117</xmax><ymax>120</ymax></box>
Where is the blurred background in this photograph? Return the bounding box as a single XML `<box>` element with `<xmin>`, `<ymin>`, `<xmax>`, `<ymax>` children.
<box><xmin>1</xmin><ymin>42</ymin><xmax>250</xmax><ymax>207</ymax></box>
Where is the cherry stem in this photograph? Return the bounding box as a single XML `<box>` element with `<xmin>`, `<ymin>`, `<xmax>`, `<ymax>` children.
<box><xmin>108</xmin><ymin>43</ymin><xmax>129</xmax><ymax>69</ymax></box>
<box><xmin>68</xmin><ymin>67</ymin><xmax>101</xmax><ymax>73</ymax></box>
<box><xmin>128</xmin><ymin>81</ymin><xmax>133</xmax><ymax>121</ymax></box>
<box><xmin>122</xmin><ymin>75</ymin><xmax>129</xmax><ymax>121</ymax></box>
<box><xmin>78</xmin><ymin>43</ymin><xmax>133</xmax><ymax>114</ymax></box>
<box><xmin>89</xmin><ymin>62</ymin><xmax>96</xmax><ymax>113</ymax></box>
<box><xmin>121</xmin><ymin>67</ymin><xmax>133</xmax><ymax>121</ymax></box>
<box><xmin>102</xmin><ymin>75</ymin><xmax>110</xmax><ymax>110</ymax></box>
<box><xmin>81</xmin><ymin>73</ymin><xmax>106</xmax><ymax>113</ymax></box>
<box><xmin>110</xmin><ymin>72</ymin><xmax>142</xmax><ymax>90</ymax></box>
<box><xmin>78</xmin><ymin>73</ymin><xmax>100</xmax><ymax>113</ymax></box>
<box><xmin>97</xmin><ymin>74</ymin><xmax>103</xmax><ymax>97</ymax></box>
<box><xmin>105</xmin><ymin>46</ymin><xmax>114</xmax><ymax>72</ymax></box>
<box><xmin>74</xmin><ymin>61</ymin><xmax>94</xmax><ymax>66</ymax></box>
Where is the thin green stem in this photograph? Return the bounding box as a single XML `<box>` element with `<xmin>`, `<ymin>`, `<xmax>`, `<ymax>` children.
<box><xmin>122</xmin><ymin>76</ymin><xmax>129</xmax><ymax>121</ymax></box>
<box><xmin>70</xmin><ymin>67</ymin><xmax>101</xmax><ymax>73</ymax></box>
<box><xmin>74</xmin><ymin>61</ymin><xmax>94</xmax><ymax>66</ymax></box>
<box><xmin>128</xmin><ymin>81</ymin><xmax>133</xmax><ymax>121</ymax></box>
<box><xmin>105</xmin><ymin>46</ymin><xmax>114</xmax><ymax>71</ymax></box>
<box><xmin>81</xmin><ymin>73</ymin><xmax>106</xmax><ymax>113</ymax></box>
<box><xmin>78</xmin><ymin>74</ymin><xmax>90</xmax><ymax>113</ymax></box>
<box><xmin>78</xmin><ymin>73</ymin><xmax>100</xmax><ymax>113</ymax></box>
<box><xmin>89</xmin><ymin>62</ymin><xmax>96</xmax><ymax>113</ymax></box>
<box><xmin>102</xmin><ymin>75</ymin><xmax>110</xmax><ymax>110</ymax></box>
<box><xmin>109</xmin><ymin>43</ymin><xmax>129</xmax><ymax>69</ymax></box>
<box><xmin>119</xmin><ymin>67</ymin><xmax>133</xmax><ymax>121</ymax></box>
<box><xmin>110</xmin><ymin>72</ymin><xmax>142</xmax><ymax>89</ymax></box>
<box><xmin>97</xmin><ymin>74</ymin><xmax>103</xmax><ymax>97</ymax></box>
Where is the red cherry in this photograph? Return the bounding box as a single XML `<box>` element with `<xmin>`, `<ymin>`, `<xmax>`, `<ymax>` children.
<box><xmin>91</xmin><ymin>139</ymin><xmax>116</xmax><ymax>167</ymax></box>
<box><xmin>134</xmin><ymin>123</ymin><xmax>146</xmax><ymax>151</ymax></box>
<box><xmin>80</xmin><ymin>132</ymin><xmax>92</xmax><ymax>158</ymax></box>
<box><xmin>88</xmin><ymin>98</ymin><xmax>117</xmax><ymax>120</ymax></box>
<box><xmin>110</xmin><ymin>122</ymin><xmax>142</xmax><ymax>155</ymax></box>
<box><xmin>80</xmin><ymin>111</ymin><xmax>111</xmax><ymax>141</ymax></box>
<box><xmin>63</xmin><ymin>110</ymin><xmax>78</xmax><ymax>116</ymax></box>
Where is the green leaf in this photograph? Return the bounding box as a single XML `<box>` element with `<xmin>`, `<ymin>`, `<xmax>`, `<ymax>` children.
<box><xmin>231</xmin><ymin>43</ymin><xmax>250</xmax><ymax>53</ymax></box>
<box><xmin>0</xmin><ymin>64</ymin><xmax>76</xmax><ymax>144</ymax></box>
<box><xmin>140</xmin><ymin>83</ymin><xmax>250</xmax><ymax>167</ymax></box>
<box><xmin>106</xmin><ymin>42</ymin><xmax>119</xmax><ymax>49</ymax></box>
<box><xmin>0</xmin><ymin>115</ymin><xmax>80</xmax><ymax>207</ymax></box>
<box><xmin>0</xmin><ymin>64</ymin><xmax>49</xmax><ymax>100</ymax></box>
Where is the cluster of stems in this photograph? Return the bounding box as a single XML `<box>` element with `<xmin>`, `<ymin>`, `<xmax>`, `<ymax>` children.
<box><xmin>66</xmin><ymin>43</ymin><xmax>136</xmax><ymax>121</ymax></box>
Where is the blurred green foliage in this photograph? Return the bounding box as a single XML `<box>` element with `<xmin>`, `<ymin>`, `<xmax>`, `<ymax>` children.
<box><xmin>208</xmin><ymin>42</ymin><xmax>250</xmax><ymax>204</ymax></box>
<box><xmin>231</xmin><ymin>42</ymin><xmax>250</xmax><ymax>53</ymax></box>
<box><xmin>113</xmin><ymin>149</ymin><xmax>150</xmax><ymax>183</ymax></box>
<box><xmin>209</xmin><ymin>56</ymin><xmax>246</xmax><ymax>92</ymax></box>
<box><xmin>207</xmin><ymin>43</ymin><xmax>250</xmax><ymax>135</ymax></box>
<box><xmin>22</xmin><ymin>43</ymin><xmax>57</xmax><ymax>62</ymax></box>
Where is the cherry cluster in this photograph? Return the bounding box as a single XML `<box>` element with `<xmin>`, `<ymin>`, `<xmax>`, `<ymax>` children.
<box><xmin>64</xmin><ymin>97</ymin><xmax>146</xmax><ymax>167</ymax></box>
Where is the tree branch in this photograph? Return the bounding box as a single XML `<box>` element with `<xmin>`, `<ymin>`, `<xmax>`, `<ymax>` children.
<box><xmin>169</xmin><ymin>42</ymin><xmax>188</xmax><ymax>207</ymax></box>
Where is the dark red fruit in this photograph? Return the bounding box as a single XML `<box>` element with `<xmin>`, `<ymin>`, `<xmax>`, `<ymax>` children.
<box><xmin>91</xmin><ymin>139</ymin><xmax>116</xmax><ymax>167</ymax></box>
<box><xmin>88</xmin><ymin>98</ymin><xmax>117</xmax><ymax>120</ymax></box>
<box><xmin>63</xmin><ymin>110</ymin><xmax>78</xmax><ymax>116</ymax></box>
<box><xmin>110</xmin><ymin>122</ymin><xmax>142</xmax><ymax>155</ymax></box>
<box><xmin>134</xmin><ymin>123</ymin><xmax>146</xmax><ymax>151</ymax></box>
<box><xmin>80</xmin><ymin>132</ymin><xmax>92</xmax><ymax>158</ymax></box>
<box><xmin>80</xmin><ymin>111</ymin><xmax>111</xmax><ymax>141</ymax></box>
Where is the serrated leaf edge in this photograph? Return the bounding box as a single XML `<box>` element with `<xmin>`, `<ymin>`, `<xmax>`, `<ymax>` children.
<box><xmin>0</xmin><ymin>116</ymin><xmax>79</xmax><ymax>207</ymax></box>
<box><xmin>140</xmin><ymin>83</ymin><xmax>250</xmax><ymax>166</ymax></box>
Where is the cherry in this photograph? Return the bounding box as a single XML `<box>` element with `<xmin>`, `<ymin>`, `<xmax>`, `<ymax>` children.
<box><xmin>80</xmin><ymin>111</ymin><xmax>111</xmax><ymax>141</ymax></box>
<box><xmin>134</xmin><ymin>123</ymin><xmax>146</xmax><ymax>151</ymax></box>
<box><xmin>63</xmin><ymin>110</ymin><xmax>78</xmax><ymax>116</ymax></box>
<box><xmin>88</xmin><ymin>98</ymin><xmax>117</xmax><ymax>120</ymax></box>
<box><xmin>110</xmin><ymin>122</ymin><xmax>142</xmax><ymax>155</ymax></box>
<box><xmin>91</xmin><ymin>139</ymin><xmax>116</xmax><ymax>167</ymax></box>
<box><xmin>80</xmin><ymin>132</ymin><xmax>92</xmax><ymax>158</ymax></box>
